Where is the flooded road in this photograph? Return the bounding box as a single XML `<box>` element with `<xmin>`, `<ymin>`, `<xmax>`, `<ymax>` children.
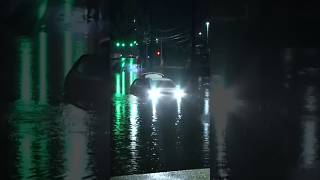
<box><xmin>111</xmin><ymin>69</ymin><xmax>210</xmax><ymax>176</ymax></box>
<box><xmin>3</xmin><ymin>0</ymin><xmax>110</xmax><ymax>179</ymax></box>
<box><xmin>210</xmin><ymin>73</ymin><xmax>320</xmax><ymax>180</ymax></box>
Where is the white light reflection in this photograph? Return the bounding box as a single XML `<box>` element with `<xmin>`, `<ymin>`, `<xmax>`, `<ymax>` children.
<box><xmin>301</xmin><ymin>86</ymin><xmax>318</xmax><ymax>168</ymax></box>
<box><xmin>152</xmin><ymin>99</ymin><xmax>158</xmax><ymax>122</ymax></box>
<box><xmin>305</xmin><ymin>86</ymin><xmax>317</xmax><ymax>112</ymax></box>
<box><xmin>129</xmin><ymin>96</ymin><xmax>139</xmax><ymax>169</ymax></box>
<box><xmin>174</xmin><ymin>98</ymin><xmax>183</xmax><ymax>128</ymax></box>
<box><xmin>204</xmin><ymin>89</ymin><xmax>210</xmax><ymax>115</ymax></box>
<box><xmin>302</xmin><ymin>118</ymin><xmax>317</xmax><ymax>167</ymax></box>
<box><xmin>63</xmin><ymin>104</ymin><xmax>89</xmax><ymax>180</ymax></box>
<box><xmin>202</xmin><ymin>88</ymin><xmax>210</xmax><ymax>160</ymax></box>
<box><xmin>212</xmin><ymin>76</ymin><xmax>244</xmax><ymax>178</ymax></box>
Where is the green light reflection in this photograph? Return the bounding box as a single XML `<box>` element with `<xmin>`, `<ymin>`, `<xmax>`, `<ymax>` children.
<box><xmin>39</xmin><ymin>31</ymin><xmax>48</xmax><ymax>104</ymax></box>
<box><xmin>19</xmin><ymin>38</ymin><xmax>33</xmax><ymax>103</ymax></box>
<box><xmin>64</xmin><ymin>31</ymin><xmax>72</xmax><ymax>77</ymax></box>
<box><xmin>129</xmin><ymin>58</ymin><xmax>133</xmax><ymax>68</ymax></box>
<box><xmin>18</xmin><ymin>125</ymin><xmax>32</xmax><ymax>179</ymax></box>
<box><xmin>64</xmin><ymin>0</ymin><xmax>73</xmax><ymax>22</ymax></box>
<box><xmin>37</xmin><ymin>0</ymin><xmax>48</xmax><ymax>20</ymax></box>
<box><xmin>15</xmin><ymin>104</ymin><xmax>50</xmax><ymax>179</ymax></box>
<box><xmin>115</xmin><ymin>73</ymin><xmax>121</xmax><ymax>95</ymax></box>
<box><xmin>115</xmin><ymin>101</ymin><xmax>121</xmax><ymax>133</ymax></box>
<box><xmin>121</xmin><ymin>71</ymin><xmax>126</xmax><ymax>95</ymax></box>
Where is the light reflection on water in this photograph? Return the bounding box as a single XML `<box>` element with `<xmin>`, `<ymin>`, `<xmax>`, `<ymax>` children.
<box><xmin>301</xmin><ymin>86</ymin><xmax>319</xmax><ymax>168</ymax></box>
<box><xmin>112</xmin><ymin>70</ymin><xmax>210</xmax><ymax>176</ymax></box>
<box><xmin>129</xmin><ymin>96</ymin><xmax>139</xmax><ymax>169</ymax></box>
<box><xmin>8</xmin><ymin>1</ymin><xmax>105</xmax><ymax>179</ymax></box>
<box><xmin>9</xmin><ymin>102</ymin><xmax>106</xmax><ymax>179</ymax></box>
<box><xmin>212</xmin><ymin>76</ymin><xmax>244</xmax><ymax>179</ymax></box>
<box><xmin>38</xmin><ymin>30</ymin><xmax>48</xmax><ymax>104</ymax></box>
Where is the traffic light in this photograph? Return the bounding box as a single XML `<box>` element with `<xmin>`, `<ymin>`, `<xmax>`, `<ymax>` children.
<box><xmin>155</xmin><ymin>51</ymin><xmax>160</xmax><ymax>56</ymax></box>
<box><xmin>114</xmin><ymin>40</ymin><xmax>137</xmax><ymax>47</ymax></box>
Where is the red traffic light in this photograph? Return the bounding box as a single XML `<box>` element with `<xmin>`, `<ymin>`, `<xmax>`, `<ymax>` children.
<box><xmin>156</xmin><ymin>51</ymin><xmax>160</xmax><ymax>56</ymax></box>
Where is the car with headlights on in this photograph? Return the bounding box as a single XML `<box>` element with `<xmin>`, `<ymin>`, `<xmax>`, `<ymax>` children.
<box><xmin>130</xmin><ymin>77</ymin><xmax>186</xmax><ymax>100</ymax></box>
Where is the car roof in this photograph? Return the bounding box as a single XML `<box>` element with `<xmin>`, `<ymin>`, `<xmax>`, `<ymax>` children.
<box><xmin>150</xmin><ymin>78</ymin><xmax>172</xmax><ymax>81</ymax></box>
<box><xmin>141</xmin><ymin>72</ymin><xmax>164</xmax><ymax>75</ymax></box>
<box><xmin>141</xmin><ymin>72</ymin><xmax>165</xmax><ymax>79</ymax></box>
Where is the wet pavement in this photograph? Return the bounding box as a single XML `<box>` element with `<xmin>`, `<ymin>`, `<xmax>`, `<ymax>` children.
<box><xmin>3</xmin><ymin>0</ymin><xmax>110</xmax><ymax>179</ymax></box>
<box><xmin>111</xmin><ymin>68</ymin><xmax>210</xmax><ymax>176</ymax></box>
<box><xmin>210</xmin><ymin>74</ymin><xmax>320</xmax><ymax>180</ymax></box>
<box><xmin>111</xmin><ymin>168</ymin><xmax>210</xmax><ymax>180</ymax></box>
<box><xmin>3</xmin><ymin>1</ymin><xmax>320</xmax><ymax>180</ymax></box>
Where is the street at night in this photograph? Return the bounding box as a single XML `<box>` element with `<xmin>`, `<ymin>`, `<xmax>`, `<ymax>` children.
<box><xmin>111</xmin><ymin>68</ymin><xmax>210</xmax><ymax>176</ymax></box>
<box><xmin>3</xmin><ymin>0</ymin><xmax>109</xmax><ymax>179</ymax></box>
<box><xmin>2</xmin><ymin>0</ymin><xmax>320</xmax><ymax>180</ymax></box>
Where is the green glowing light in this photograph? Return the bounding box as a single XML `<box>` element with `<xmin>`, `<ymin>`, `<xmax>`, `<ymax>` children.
<box><xmin>122</xmin><ymin>71</ymin><xmax>126</xmax><ymax>95</ymax></box>
<box><xmin>39</xmin><ymin>31</ymin><xmax>48</xmax><ymax>104</ymax></box>
<box><xmin>130</xmin><ymin>71</ymin><xmax>133</xmax><ymax>86</ymax></box>
<box><xmin>64</xmin><ymin>31</ymin><xmax>72</xmax><ymax>77</ymax></box>
<box><xmin>133</xmin><ymin>41</ymin><xmax>137</xmax><ymax>44</ymax></box>
<box><xmin>64</xmin><ymin>0</ymin><xmax>73</xmax><ymax>22</ymax></box>
<box><xmin>116</xmin><ymin>73</ymin><xmax>121</xmax><ymax>95</ymax></box>
<box><xmin>129</xmin><ymin>43</ymin><xmax>134</xmax><ymax>47</ymax></box>
<box><xmin>115</xmin><ymin>100</ymin><xmax>121</xmax><ymax>135</ymax></box>
<box><xmin>121</xmin><ymin>58</ymin><xmax>126</xmax><ymax>68</ymax></box>
<box><xmin>116</xmin><ymin>42</ymin><xmax>120</xmax><ymax>47</ymax></box>
<box><xmin>37</xmin><ymin>0</ymin><xmax>48</xmax><ymax>19</ymax></box>
<box><xmin>19</xmin><ymin>125</ymin><xmax>32</xmax><ymax>179</ymax></box>
<box><xmin>121</xmin><ymin>43</ymin><xmax>125</xmax><ymax>47</ymax></box>
<box><xmin>19</xmin><ymin>38</ymin><xmax>33</xmax><ymax>103</ymax></box>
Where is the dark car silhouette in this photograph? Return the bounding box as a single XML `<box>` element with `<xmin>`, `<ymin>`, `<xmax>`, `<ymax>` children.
<box><xmin>63</xmin><ymin>54</ymin><xmax>108</xmax><ymax>110</ymax></box>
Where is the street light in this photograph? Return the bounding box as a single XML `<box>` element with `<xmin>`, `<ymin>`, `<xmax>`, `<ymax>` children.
<box><xmin>205</xmin><ymin>21</ymin><xmax>210</xmax><ymax>44</ymax></box>
<box><xmin>198</xmin><ymin>32</ymin><xmax>202</xmax><ymax>36</ymax></box>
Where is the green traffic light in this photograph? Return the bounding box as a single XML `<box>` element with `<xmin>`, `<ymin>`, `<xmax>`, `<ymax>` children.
<box><xmin>133</xmin><ymin>41</ymin><xmax>137</xmax><ymax>44</ymax></box>
<box><xmin>129</xmin><ymin>43</ymin><xmax>134</xmax><ymax>47</ymax></box>
<box><xmin>121</xmin><ymin>43</ymin><xmax>125</xmax><ymax>47</ymax></box>
<box><xmin>116</xmin><ymin>42</ymin><xmax>120</xmax><ymax>47</ymax></box>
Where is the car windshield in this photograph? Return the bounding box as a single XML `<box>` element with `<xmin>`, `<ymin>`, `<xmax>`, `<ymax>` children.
<box><xmin>144</xmin><ymin>74</ymin><xmax>163</xmax><ymax>79</ymax></box>
<box><xmin>152</xmin><ymin>80</ymin><xmax>176</xmax><ymax>88</ymax></box>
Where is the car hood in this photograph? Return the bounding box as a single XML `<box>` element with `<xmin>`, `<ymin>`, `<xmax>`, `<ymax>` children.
<box><xmin>158</xmin><ymin>88</ymin><xmax>176</xmax><ymax>93</ymax></box>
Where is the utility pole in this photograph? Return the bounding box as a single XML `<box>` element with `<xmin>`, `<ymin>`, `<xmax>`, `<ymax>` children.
<box><xmin>160</xmin><ymin>38</ymin><xmax>163</xmax><ymax>67</ymax></box>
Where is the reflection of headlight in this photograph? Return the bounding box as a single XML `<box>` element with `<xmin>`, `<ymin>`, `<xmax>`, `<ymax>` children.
<box><xmin>174</xmin><ymin>89</ymin><xmax>186</xmax><ymax>98</ymax></box>
<box><xmin>148</xmin><ymin>88</ymin><xmax>161</xmax><ymax>99</ymax></box>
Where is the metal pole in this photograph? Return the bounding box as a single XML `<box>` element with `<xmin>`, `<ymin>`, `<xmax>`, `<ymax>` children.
<box><xmin>160</xmin><ymin>39</ymin><xmax>163</xmax><ymax>67</ymax></box>
<box><xmin>146</xmin><ymin>42</ymin><xmax>148</xmax><ymax>59</ymax></box>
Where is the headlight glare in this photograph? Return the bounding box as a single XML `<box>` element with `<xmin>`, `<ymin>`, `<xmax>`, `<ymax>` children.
<box><xmin>174</xmin><ymin>89</ymin><xmax>186</xmax><ymax>98</ymax></box>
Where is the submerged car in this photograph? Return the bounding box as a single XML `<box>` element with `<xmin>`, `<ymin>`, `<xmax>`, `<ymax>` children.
<box><xmin>140</xmin><ymin>72</ymin><xmax>165</xmax><ymax>79</ymax></box>
<box><xmin>130</xmin><ymin>77</ymin><xmax>186</xmax><ymax>100</ymax></box>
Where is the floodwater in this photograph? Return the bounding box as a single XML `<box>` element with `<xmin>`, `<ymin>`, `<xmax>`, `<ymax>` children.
<box><xmin>3</xmin><ymin>0</ymin><xmax>110</xmax><ymax>179</ymax></box>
